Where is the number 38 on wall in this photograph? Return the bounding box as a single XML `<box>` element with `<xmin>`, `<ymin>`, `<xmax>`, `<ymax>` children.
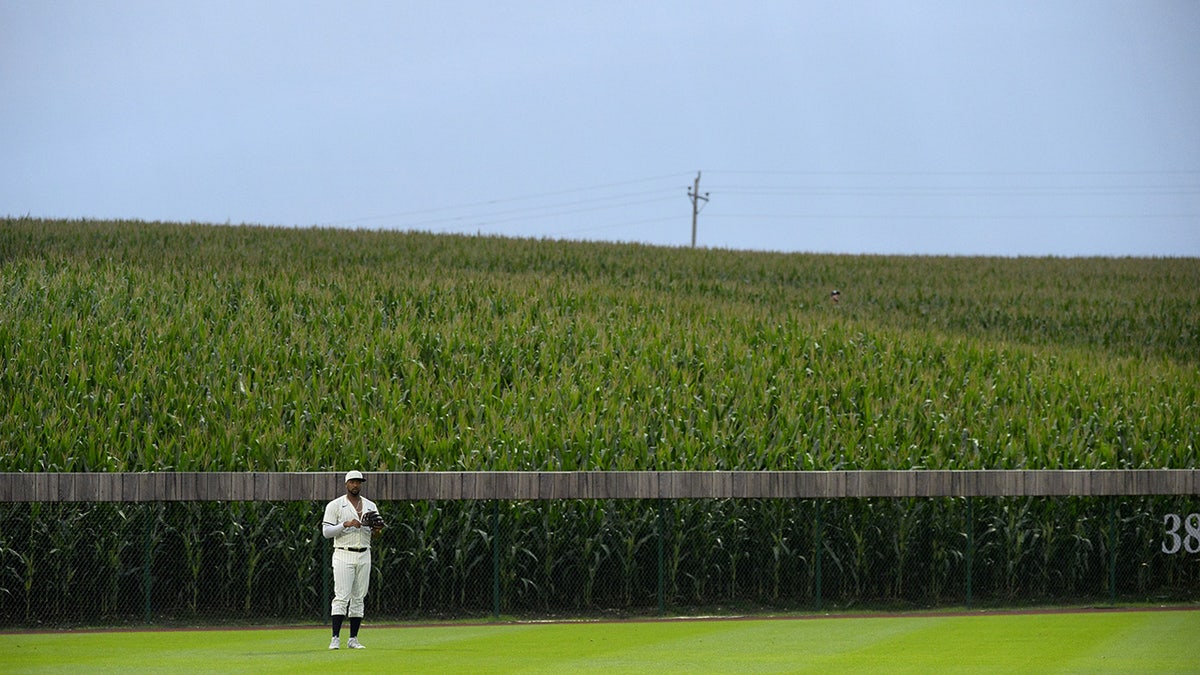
<box><xmin>1162</xmin><ymin>513</ymin><xmax>1200</xmax><ymax>554</ymax></box>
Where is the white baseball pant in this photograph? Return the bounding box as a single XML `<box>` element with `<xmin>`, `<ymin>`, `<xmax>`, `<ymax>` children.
<box><xmin>331</xmin><ymin>548</ymin><xmax>371</xmax><ymax>617</ymax></box>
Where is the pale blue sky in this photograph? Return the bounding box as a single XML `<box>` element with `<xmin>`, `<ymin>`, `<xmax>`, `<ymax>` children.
<box><xmin>3</xmin><ymin>1</ymin><xmax>1198</xmax><ymax>256</ymax></box>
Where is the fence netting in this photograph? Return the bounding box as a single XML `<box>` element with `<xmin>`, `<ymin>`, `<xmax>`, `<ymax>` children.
<box><xmin>1</xmin><ymin>496</ymin><xmax>1196</xmax><ymax>627</ymax></box>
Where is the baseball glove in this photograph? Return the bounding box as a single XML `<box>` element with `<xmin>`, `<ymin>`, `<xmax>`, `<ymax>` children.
<box><xmin>360</xmin><ymin>510</ymin><xmax>386</xmax><ymax>530</ymax></box>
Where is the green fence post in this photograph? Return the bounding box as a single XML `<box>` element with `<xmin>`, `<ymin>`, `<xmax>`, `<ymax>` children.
<box><xmin>323</xmin><ymin>536</ymin><xmax>330</xmax><ymax>623</ymax></box>
<box><xmin>143</xmin><ymin>504</ymin><xmax>154</xmax><ymax>624</ymax></box>
<box><xmin>493</xmin><ymin>500</ymin><xmax>501</xmax><ymax>620</ymax></box>
<box><xmin>814</xmin><ymin>499</ymin><xmax>823</xmax><ymax>612</ymax></box>
<box><xmin>1109</xmin><ymin>497</ymin><xmax>1118</xmax><ymax>605</ymax></box>
<box><xmin>966</xmin><ymin>497</ymin><xmax>974</xmax><ymax>610</ymax></box>
<box><xmin>657</xmin><ymin>500</ymin><xmax>666</xmax><ymax>616</ymax></box>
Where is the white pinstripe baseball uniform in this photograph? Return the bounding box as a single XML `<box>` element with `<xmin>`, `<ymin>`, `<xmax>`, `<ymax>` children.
<box><xmin>322</xmin><ymin>482</ymin><xmax>379</xmax><ymax>618</ymax></box>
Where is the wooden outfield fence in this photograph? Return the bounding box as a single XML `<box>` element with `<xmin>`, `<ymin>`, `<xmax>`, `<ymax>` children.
<box><xmin>2</xmin><ymin>470</ymin><xmax>1197</xmax><ymax>502</ymax></box>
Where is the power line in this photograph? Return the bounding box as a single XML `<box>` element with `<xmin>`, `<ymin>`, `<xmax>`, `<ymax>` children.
<box><xmin>543</xmin><ymin>215</ymin><xmax>682</xmax><ymax>238</ymax></box>
<box><xmin>705</xmin><ymin>169</ymin><xmax>1200</xmax><ymax>177</ymax></box>
<box><xmin>419</xmin><ymin>195</ymin><xmax>680</xmax><ymax>232</ymax></box>
<box><xmin>398</xmin><ymin>190</ymin><xmax>679</xmax><ymax>230</ymax></box>
<box><xmin>312</xmin><ymin>169</ymin><xmax>1198</xmax><ymax>249</ymax></box>
<box><xmin>319</xmin><ymin>172</ymin><xmax>693</xmax><ymax>228</ymax></box>
<box><xmin>708</xmin><ymin>213</ymin><xmax>1199</xmax><ymax>221</ymax></box>
<box><xmin>711</xmin><ymin>186</ymin><xmax>1200</xmax><ymax>197</ymax></box>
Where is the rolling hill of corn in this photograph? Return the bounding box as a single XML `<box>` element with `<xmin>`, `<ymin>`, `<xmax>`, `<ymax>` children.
<box><xmin>2</xmin><ymin>217</ymin><xmax>1197</xmax><ymax>472</ymax></box>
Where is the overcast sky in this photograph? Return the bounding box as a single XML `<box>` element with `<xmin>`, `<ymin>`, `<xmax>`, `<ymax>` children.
<box><xmin>3</xmin><ymin>1</ymin><xmax>1198</xmax><ymax>256</ymax></box>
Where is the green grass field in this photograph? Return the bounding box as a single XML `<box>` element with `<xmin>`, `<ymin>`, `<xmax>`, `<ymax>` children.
<box><xmin>3</xmin><ymin>609</ymin><xmax>1197</xmax><ymax>674</ymax></box>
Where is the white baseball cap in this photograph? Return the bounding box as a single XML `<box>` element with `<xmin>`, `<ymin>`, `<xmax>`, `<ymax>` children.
<box><xmin>345</xmin><ymin>470</ymin><xmax>365</xmax><ymax>482</ymax></box>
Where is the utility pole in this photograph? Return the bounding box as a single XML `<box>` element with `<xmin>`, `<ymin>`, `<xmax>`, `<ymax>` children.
<box><xmin>687</xmin><ymin>171</ymin><xmax>709</xmax><ymax>248</ymax></box>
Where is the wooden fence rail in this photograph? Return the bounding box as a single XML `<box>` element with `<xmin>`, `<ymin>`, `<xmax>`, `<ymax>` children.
<box><xmin>1</xmin><ymin>470</ymin><xmax>1197</xmax><ymax>502</ymax></box>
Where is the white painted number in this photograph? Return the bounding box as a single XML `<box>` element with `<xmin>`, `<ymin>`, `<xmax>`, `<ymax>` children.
<box><xmin>1162</xmin><ymin>513</ymin><xmax>1200</xmax><ymax>555</ymax></box>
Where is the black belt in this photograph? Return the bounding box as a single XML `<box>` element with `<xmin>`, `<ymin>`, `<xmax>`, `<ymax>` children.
<box><xmin>336</xmin><ymin>547</ymin><xmax>368</xmax><ymax>552</ymax></box>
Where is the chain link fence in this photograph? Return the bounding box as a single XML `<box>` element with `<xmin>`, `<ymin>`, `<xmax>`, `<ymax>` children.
<box><xmin>1</xmin><ymin>496</ymin><xmax>1197</xmax><ymax>627</ymax></box>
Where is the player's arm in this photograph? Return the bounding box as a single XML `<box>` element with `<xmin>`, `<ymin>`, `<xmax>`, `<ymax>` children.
<box><xmin>322</xmin><ymin>503</ymin><xmax>360</xmax><ymax>537</ymax></box>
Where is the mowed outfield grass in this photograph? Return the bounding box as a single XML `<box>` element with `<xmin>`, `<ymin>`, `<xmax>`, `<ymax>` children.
<box><xmin>2</xmin><ymin>609</ymin><xmax>1197</xmax><ymax>674</ymax></box>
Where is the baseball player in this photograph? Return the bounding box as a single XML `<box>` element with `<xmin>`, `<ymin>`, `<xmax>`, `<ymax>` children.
<box><xmin>322</xmin><ymin>470</ymin><xmax>384</xmax><ymax>650</ymax></box>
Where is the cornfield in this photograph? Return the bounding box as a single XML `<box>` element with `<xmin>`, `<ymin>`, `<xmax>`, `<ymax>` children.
<box><xmin>1</xmin><ymin>218</ymin><xmax>1197</xmax><ymax>625</ymax></box>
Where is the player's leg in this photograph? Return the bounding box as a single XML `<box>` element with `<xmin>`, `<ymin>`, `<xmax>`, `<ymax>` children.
<box><xmin>346</xmin><ymin>553</ymin><xmax>371</xmax><ymax>648</ymax></box>
<box><xmin>329</xmin><ymin>550</ymin><xmax>354</xmax><ymax>649</ymax></box>
<box><xmin>332</xmin><ymin>550</ymin><xmax>356</xmax><ymax>616</ymax></box>
<box><xmin>348</xmin><ymin>552</ymin><xmax>371</xmax><ymax>618</ymax></box>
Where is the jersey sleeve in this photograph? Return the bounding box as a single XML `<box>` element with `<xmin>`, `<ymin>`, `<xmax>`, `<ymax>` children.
<box><xmin>322</xmin><ymin>499</ymin><xmax>340</xmax><ymax>526</ymax></box>
<box><xmin>321</xmin><ymin>500</ymin><xmax>343</xmax><ymax>539</ymax></box>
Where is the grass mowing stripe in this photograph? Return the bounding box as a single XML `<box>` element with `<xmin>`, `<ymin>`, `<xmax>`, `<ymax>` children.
<box><xmin>1071</xmin><ymin>611</ymin><xmax>1200</xmax><ymax>673</ymax></box>
<box><xmin>2</xmin><ymin>610</ymin><xmax>1196</xmax><ymax>674</ymax></box>
<box><xmin>836</xmin><ymin>613</ymin><xmax>1125</xmax><ymax>674</ymax></box>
